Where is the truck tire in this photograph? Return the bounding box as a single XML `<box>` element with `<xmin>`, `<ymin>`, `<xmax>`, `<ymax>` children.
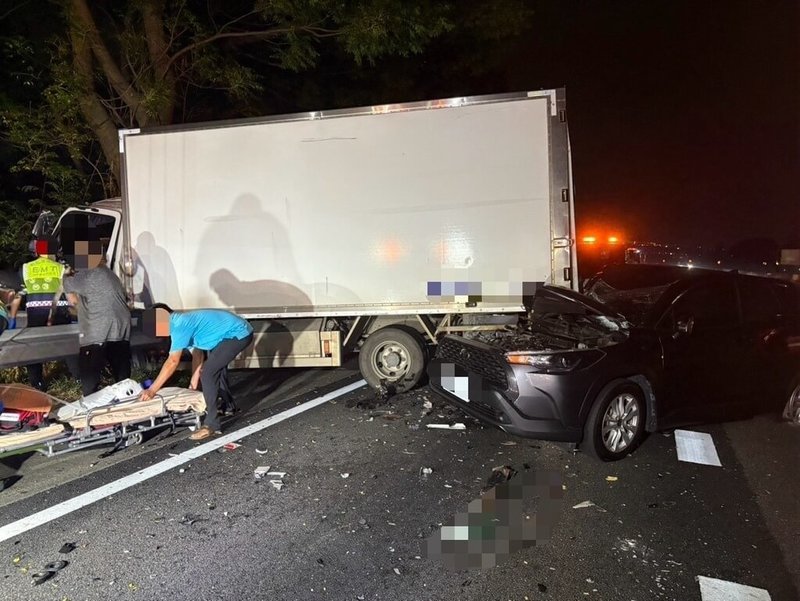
<box><xmin>582</xmin><ymin>381</ymin><xmax>647</xmax><ymax>461</ymax></box>
<box><xmin>358</xmin><ymin>326</ymin><xmax>427</xmax><ymax>392</ymax></box>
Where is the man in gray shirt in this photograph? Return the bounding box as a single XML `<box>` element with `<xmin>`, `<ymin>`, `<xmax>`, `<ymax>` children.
<box><xmin>63</xmin><ymin>241</ymin><xmax>131</xmax><ymax>396</ymax></box>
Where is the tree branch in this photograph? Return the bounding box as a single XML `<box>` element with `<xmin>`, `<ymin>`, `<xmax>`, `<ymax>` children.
<box><xmin>140</xmin><ymin>0</ymin><xmax>177</xmax><ymax>123</ymax></box>
<box><xmin>68</xmin><ymin>0</ymin><xmax>150</xmax><ymax>126</ymax></box>
<box><xmin>164</xmin><ymin>25</ymin><xmax>342</xmax><ymax>72</ymax></box>
<box><xmin>67</xmin><ymin>10</ymin><xmax>121</xmax><ymax>184</ymax></box>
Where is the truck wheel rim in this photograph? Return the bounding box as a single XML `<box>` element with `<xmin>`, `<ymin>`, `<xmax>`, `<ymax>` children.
<box><xmin>371</xmin><ymin>342</ymin><xmax>410</xmax><ymax>381</ymax></box>
<box><xmin>601</xmin><ymin>393</ymin><xmax>640</xmax><ymax>453</ymax></box>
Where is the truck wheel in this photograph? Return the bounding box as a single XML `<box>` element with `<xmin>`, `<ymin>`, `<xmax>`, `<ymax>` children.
<box><xmin>358</xmin><ymin>327</ymin><xmax>427</xmax><ymax>392</ymax></box>
<box><xmin>582</xmin><ymin>382</ymin><xmax>647</xmax><ymax>461</ymax></box>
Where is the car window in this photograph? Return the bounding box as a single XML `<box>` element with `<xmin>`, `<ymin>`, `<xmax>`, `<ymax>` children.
<box><xmin>661</xmin><ymin>280</ymin><xmax>739</xmax><ymax>332</ymax></box>
<box><xmin>738</xmin><ymin>277</ymin><xmax>782</xmax><ymax>326</ymax></box>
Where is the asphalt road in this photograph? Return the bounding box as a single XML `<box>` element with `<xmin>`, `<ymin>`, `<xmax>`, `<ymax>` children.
<box><xmin>0</xmin><ymin>366</ymin><xmax>798</xmax><ymax>601</ymax></box>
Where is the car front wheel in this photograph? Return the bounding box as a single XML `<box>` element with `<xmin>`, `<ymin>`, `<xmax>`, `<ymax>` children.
<box><xmin>583</xmin><ymin>382</ymin><xmax>647</xmax><ymax>461</ymax></box>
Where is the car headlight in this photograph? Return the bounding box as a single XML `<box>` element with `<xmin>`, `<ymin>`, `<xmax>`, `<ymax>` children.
<box><xmin>504</xmin><ymin>350</ymin><xmax>603</xmax><ymax>373</ymax></box>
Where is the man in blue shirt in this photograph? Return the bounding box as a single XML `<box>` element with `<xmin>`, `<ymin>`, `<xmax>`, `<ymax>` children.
<box><xmin>141</xmin><ymin>304</ymin><xmax>254</xmax><ymax>440</ymax></box>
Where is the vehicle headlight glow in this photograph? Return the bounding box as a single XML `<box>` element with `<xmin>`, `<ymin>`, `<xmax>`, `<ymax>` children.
<box><xmin>505</xmin><ymin>350</ymin><xmax>602</xmax><ymax>373</ymax></box>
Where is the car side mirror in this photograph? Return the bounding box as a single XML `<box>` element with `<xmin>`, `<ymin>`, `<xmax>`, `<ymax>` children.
<box><xmin>673</xmin><ymin>316</ymin><xmax>695</xmax><ymax>339</ymax></box>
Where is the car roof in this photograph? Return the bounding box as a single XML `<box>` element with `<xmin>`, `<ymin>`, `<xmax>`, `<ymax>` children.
<box><xmin>587</xmin><ymin>263</ymin><xmax>731</xmax><ymax>291</ymax></box>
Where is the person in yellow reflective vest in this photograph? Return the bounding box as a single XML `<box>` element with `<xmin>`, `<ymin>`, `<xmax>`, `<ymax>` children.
<box><xmin>10</xmin><ymin>237</ymin><xmax>76</xmax><ymax>390</ymax></box>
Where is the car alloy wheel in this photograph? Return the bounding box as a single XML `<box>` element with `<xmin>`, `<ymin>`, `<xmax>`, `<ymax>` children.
<box><xmin>601</xmin><ymin>392</ymin><xmax>640</xmax><ymax>453</ymax></box>
<box><xmin>583</xmin><ymin>381</ymin><xmax>648</xmax><ymax>461</ymax></box>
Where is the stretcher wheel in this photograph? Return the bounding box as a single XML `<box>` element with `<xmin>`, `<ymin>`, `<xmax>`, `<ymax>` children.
<box><xmin>125</xmin><ymin>431</ymin><xmax>144</xmax><ymax>447</ymax></box>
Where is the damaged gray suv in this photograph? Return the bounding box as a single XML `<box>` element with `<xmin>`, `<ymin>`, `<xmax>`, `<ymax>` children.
<box><xmin>428</xmin><ymin>264</ymin><xmax>800</xmax><ymax>461</ymax></box>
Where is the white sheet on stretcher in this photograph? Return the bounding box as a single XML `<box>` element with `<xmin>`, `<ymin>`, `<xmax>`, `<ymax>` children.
<box><xmin>56</xmin><ymin>379</ymin><xmax>144</xmax><ymax>421</ymax></box>
<box><xmin>62</xmin><ymin>387</ymin><xmax>206</xmax><ymax>429</ymax></box>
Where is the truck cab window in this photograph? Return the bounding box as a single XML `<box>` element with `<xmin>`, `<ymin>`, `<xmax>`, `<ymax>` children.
<box><xmin>57</xmin><ymin>211</ymin><xmax>117</xmax><ymax>268</ymax></box>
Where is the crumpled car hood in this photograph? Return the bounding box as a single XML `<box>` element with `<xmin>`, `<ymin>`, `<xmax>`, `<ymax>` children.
<box><xmin>470</xmin><ymin>285</ymin><xmax>630</xmax><ymax>352</ymax></box>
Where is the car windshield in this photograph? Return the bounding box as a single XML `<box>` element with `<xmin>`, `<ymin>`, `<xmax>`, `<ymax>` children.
<box><xmin>585</xmin><ymin>279</ymin><xmax>674</xmax><ymax>325</ymax></box>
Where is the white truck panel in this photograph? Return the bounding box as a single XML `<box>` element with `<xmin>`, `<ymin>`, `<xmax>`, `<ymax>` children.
<box><xmin>123</xmin><ymin>97</ymin><xmax>556</xmax><ymax>312</ymax></box>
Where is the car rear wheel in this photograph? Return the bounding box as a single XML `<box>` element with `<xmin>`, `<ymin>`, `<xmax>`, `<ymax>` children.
<box><xmin>583</xmin><ymin>382</ymin><xmax>647</xmax><ymax>461</ymax></box>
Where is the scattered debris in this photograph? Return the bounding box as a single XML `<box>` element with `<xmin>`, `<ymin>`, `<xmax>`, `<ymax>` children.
<box><xmin>356</xmin><ymin>596</ymin><xmax>365</xmax><ymax>600</ymax></box>
<box><xmin>128</xmin><ymin>582</ymin><xmax>139</xmax><ymax>592</ymax></box>
<box><xmin>605</xmin><ymin>476</ymin><xmax>618</xmax><ymax>482</ymax></box>
<box><xmin>697</xmin><ymin>576</ymin><xmax>771</xmax><ymax>601</ymax></box>
<box><xmin>393</xmin><ymin>567</ymin><xmax>401</xmax><ymax>576</ymax></box>
<box><xmin>422</xmin><ymin>400</ymin><xmax>433</xmax><ymax>414</ymax></box>
<box><xmin>178</xmin><ymin>468</ymin><xmax>187</xmax><ymax>474</ymax></box>
<box><xmin>420</xmin><ymin>467</ymin><xmax>433</xmax><ymax>478</ymax></box>
<box><xmin>255</xmin><ymin>448</ymin><xmax>269</xmax><ymax>455</ymax></box>
<box><xmin>572</xmin><ymin>501</ymin><xmax>598</xmax><ymax>510</ymax></box>
<box><xmin>58</xmin><ymin>543</ymin><xmax>76</xmax><ymax>555</ymax></box>
<box><xmin>270</xmin><ymin>480</ymin><xmax>284</xmax><ymax>491</ymax></box>
<box><xmin>341</xmin><ymin>473</ymin><xmax>351</xmax><ymax>479</ymax></box>
<box><xmin>501</xmin><ymin>441</ymin><xmax>518</xmax><ymax>446</ymax></box>
<box><xmin>376</xmin><ymin>383</ymin><xmax>396</xmax><ymax>403</ymax></box>
<box><xmin>223</xmin><ymin>442</ymin><xmax>241</xmax><ymax>451</ymax></box>
<box><xmin>426</xmin><ymin>423</ymin><xmax>466</xmax><ymax>430</ymax></box>
<box><xmin>12</xmin><ymin>553</ymin><xmax>24</xmax><ymax>564</ymax></box>
<box><xmin>674</xmin><ymin>430</ymin><xmax>722</xmax><ymax>467</ymax></box>
<box><xmin>648</xmin><ymin>501</ymin><xmax>677</xmax><ymax>509</ymax></box>
<box><xmin>179</xmin><ymin>514</ymin><xmax>205</xmax><ymax>526</ymax></box>
<box><xmin>267</xmin><ymin>471</ymin><xmax>286</xmax><ymax>478</ymax></box>
<box><xmin>254</xmin><ymin>466</ymin><xmax>271</xmax><ymax>480</ymax></box>
<box><xmin>30</xmin><ymin>560</ymin><xmax>68</xmax><ymax>586</ymax></box>
<box><xmin>482</xmin><ymin>465</ymin><xmax>517</xmax><ymax>492</ymax></box>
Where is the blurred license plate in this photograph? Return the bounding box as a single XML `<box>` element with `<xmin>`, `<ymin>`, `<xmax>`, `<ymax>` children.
<box><xmin>443</xmin><ymin>375</ymin><xmax>470</xmax><ymax>403</ymax></box>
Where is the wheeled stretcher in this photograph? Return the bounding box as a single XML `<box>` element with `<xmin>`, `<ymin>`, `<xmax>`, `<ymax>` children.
<box><xmin>0</xmin><ymin>382</ymin><xmax>206</xmax><ymax>457</ymax></box>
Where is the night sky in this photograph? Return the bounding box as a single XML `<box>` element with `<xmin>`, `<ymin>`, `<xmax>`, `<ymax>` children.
<box><xmin>502</xmin><ymin>0</ymin><xmax>798</xmax><ymax>247</ymax></box>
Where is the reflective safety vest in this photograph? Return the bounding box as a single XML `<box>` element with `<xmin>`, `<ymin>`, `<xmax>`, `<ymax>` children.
<box><xmin>23</xmin><ymin>257</ymin><xmax>64</xmax><ymax>294</ymax></box>
<box><xmin>22</xmin><ymin>257</ymin><xmax>68</xmax><ymax>311</ymax></box>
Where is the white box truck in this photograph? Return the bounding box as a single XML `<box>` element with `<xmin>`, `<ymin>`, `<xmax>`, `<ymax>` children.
<box><xmin>4</xmin><ymin>89</ymin><xmax>577</xmax><ymax>390</ymax></box>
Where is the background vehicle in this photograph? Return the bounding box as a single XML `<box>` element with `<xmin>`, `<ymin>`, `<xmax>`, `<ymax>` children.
<box><xmin>428</xmin><ymin>264</ymin><xmax>800</xmax><ymax>460</ymax></box>
<box><xmin>4</xmin><ymin>90</ymin><xmax>577</xmax><ymax>389</ymax></box>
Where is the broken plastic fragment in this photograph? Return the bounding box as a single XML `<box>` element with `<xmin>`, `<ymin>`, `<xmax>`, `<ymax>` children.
<box><xmin>270</xmin><ymin>480</ymin><xmax>284</xmax><ymax>491</ymax></box>
<box><xmin>267</xmin><ymin>472</ymin><xmax>287</xmax><ymax>478</ymax></box>
<box><xmin>223</xmin><ymin>442</ymin><xmax>241</xmax><ymax>451</ymax></box>
<box><xmin>605</xmin><ymin>476</ymin><xmax>618</xmax><ymax>482</ymax></box>
<box><xmin>254</xmin><ymin>466</ymin><xmax>271</xmax><ymax>479</ymax></box>
<box><xmin>255</xmin><ymin>448</ymin><xmax>269</xmax><ymax>455</ymax></box>
<box><xmin>58</xmin><ymin>543</ymin><xmax>76</xmax><ymax>554</ymax></box>
<box><xmin>482</xmin><ymin>465</ymin><xmax>517</xmax><ymax>491</ymax></box>
<box><xmin>341</xmin><ymin>473</ymin><xmax>350</xmax><ymax>479</ymax></box>
<box><xmin>426</xmin><ymin>423</ymin><xmax>466</xmax><ymax>430</ymax></box>
<box><xmin>393</xmin><ymin>567</ymin><xmax>401</xmax><ymax>576</ymax></box>
<box><xmin>572</xmin><ymin>501</ymin><xmax>596</xmax><ymax>509</ymax></box>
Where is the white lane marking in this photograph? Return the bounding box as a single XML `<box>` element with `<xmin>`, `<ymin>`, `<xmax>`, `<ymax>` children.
<box><xmin>698</xmin><ymin>575</ymin><xmax>771</xmax><ymax>600</ymax></box>
<box><xmin>0</xmin><ymin>379</ymin><xmax>366</xmax><ymax>544</ymax></box>
<box><xmin>674</xmin><ymin>429</ymin><xmax>722</xmax><ymax>467</ymax></box>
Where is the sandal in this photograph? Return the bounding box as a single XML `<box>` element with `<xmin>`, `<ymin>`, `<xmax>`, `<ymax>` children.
<box><xmin>189</xmin><ymin>425</ymin><xmax>221</xmax><ymax>441</ymax></box>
